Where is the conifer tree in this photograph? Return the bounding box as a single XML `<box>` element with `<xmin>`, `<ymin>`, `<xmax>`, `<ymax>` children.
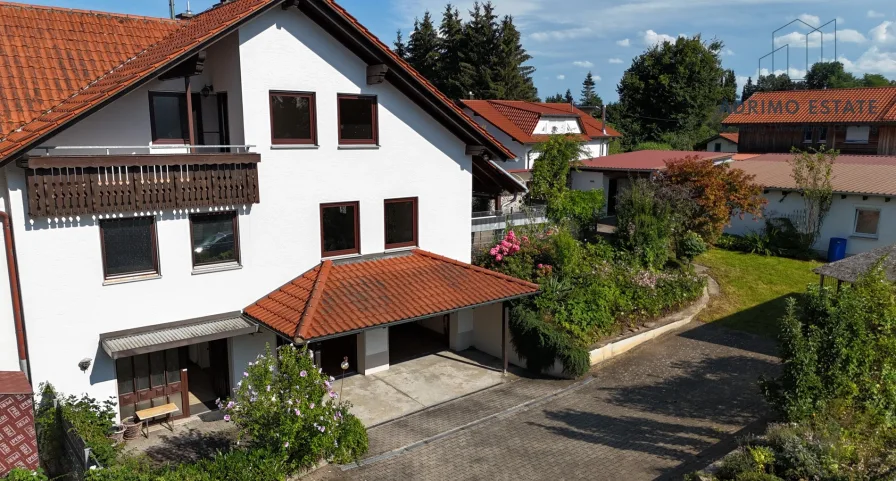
<box><xmin>407</xmin><ymin>12</ymin><xmax>440</xmax><ymax>82</ymax></box>
<box><xmin>393</xmin><ymin>30</ymin><xmax>408</xmax><ymax>60</ymax></box>
<box><xmin>464</xmin><ymin>1</ymin><xmax>500</xmax><ymax>99</ymax></box>
<box><xmin>496</xmin><ymin>15</ymin><xmax>537</xmax><ymax>100</ymax></box>
<box><xmin>579</xmin><ymin>72</ymin><xmax>602</xmax><ymax>107</ymax></box>
<box><xmin>564</xmin><ymin>89</ymin><xmax>574</xmax><ymax>104</ymax></box>
<box><xmin>438</xmin><ymin>4</ymin><xmax>473</xmax><ymax>100</ymax></box>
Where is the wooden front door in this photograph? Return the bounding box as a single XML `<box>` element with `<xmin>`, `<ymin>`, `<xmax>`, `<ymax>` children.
<box><xmin>116</xmin><ymin>348</ymin><xmax>189</xmax><ymax>421</ymax></box>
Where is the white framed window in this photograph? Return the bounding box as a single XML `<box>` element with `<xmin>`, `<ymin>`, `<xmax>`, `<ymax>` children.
<box><xmin>845</xmin><ymin>126</ymin><xmax>870</xmax><ymax>144</ymax></box>
<box><xmin>853</xmin><ymin>207</ymin><xmax>881</xmax><ymax>238</ymax></box>
<box><xmin>802</xmin><ymin>127</ymin><xmax>813</xmax><ymax>143</ymax></box>
<box><xmin>818</xmin><ymin>127</ymin><xmax>827</xmax><ymax>144</ymax></box>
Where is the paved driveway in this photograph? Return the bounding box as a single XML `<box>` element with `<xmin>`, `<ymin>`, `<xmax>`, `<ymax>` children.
<box><xmin>310</xmin><ymin>321</ymin><xmax>779</xmax><ymax>481</ymax></box>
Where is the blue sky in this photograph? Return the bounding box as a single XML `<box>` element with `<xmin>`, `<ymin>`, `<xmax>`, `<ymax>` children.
<box><xmin>31</xmin><ymin>0</ymin><xmax>896</xmax><ymax>102</ymax></box>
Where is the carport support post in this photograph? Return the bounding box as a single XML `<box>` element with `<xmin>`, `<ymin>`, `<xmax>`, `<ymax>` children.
<box><xmin>502</xmin><ymin>302</ymin><xmax>509</xmax><ymax>375</ymax></box>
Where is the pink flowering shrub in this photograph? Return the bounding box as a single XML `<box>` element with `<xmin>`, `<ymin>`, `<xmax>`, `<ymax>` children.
<box><xmin>488</xmin><ymin>230</ymin><xmax>526</xmax><ymax>262</ymax></box>
<box><xmin>221</xmin><ymin>345</ymin><xmax>368</xmax><ymax>468</ymax></box>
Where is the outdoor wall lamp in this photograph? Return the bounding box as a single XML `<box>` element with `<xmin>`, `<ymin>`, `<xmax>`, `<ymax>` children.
<box><xmin>78</xmin><ymin>358</ymin><xmax>92</xmax><ymax>372</ymax></box>
<box><xmin>201</xmin><ymin>84</ymin><xmax>215</xmax><ymax>97</ymax></box>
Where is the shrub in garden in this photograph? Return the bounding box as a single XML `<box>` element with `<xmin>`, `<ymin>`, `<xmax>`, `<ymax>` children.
<box><xmin>761</xmin><ymin>263</ymin><xmax>896</xmax><ymax>424</ymax></box>
<box><xmin>677</xmin><ymin>231</ymin><xmax>707</xmax><ymax>262</ymax></box>
<box><xmin>221</xmin><ymin>344</ymin><xmax>368</xmax><ymax>469</ymax></box>
<box><xmin>615</xmin><ymin>177</ymin><xmax>674</xmax><ymax>269</ymax></box>
<box><xmin>2</xmin><ymin>468</ymin><xmax>49</xmax><ymax>481</ymax></box>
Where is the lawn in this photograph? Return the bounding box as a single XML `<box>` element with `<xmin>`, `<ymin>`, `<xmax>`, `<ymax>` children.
<box><xmin>696</xmin><ymin>249</ymin><xmax>823</xmax><ymax>338</ymax></box>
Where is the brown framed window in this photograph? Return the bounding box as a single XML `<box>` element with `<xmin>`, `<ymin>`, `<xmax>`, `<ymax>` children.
<box><xmin>100</xmin><ymin>216</ymin><xmax>159</xmax><ymax>279</ymax></box>
<box><xmin>149</xmin><ymin>92</ymin><xmax>189</xmax><ymax>143</ymax></box>
<box><xmin>320</xmin><ymin>201</ymin><xmax>360</xmax><ymax>257</ymax></box>
<box><xmin>384</xmin><ymin>197</ymin><xmax>417</xmax><ymax>249</ymax></box>
<box><xmin>270</xmin><ymin>91</ymin><xmax>317</xmax><ymax>144</ymax></box>
<box><xmin>190</xmin><ymin>212</ymin><xmax>240</xmax><ymax>267</ymax></box>
<box><xmin>338</xmin><ymin>95</ymin><xmax>378</xmax><ymax>145</ymax></box>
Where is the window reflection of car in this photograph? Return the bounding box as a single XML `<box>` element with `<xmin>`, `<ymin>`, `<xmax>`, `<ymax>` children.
<box><xmin>194</xmin><ymin>232</ymin><xmax>234</xmax><ymax>261</ymax></box>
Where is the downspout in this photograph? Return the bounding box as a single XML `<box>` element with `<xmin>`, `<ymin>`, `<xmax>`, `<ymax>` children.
<box><xmin>0</xmin><ymin>211</ymin><xmax>29</xmax><ymax>380</ymax></box>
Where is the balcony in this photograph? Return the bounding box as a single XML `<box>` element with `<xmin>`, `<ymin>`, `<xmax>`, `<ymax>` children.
<box><xmin>21</xmin><ymin>145</ymin><xmax>260</xmax><ymax>217</ymax></box>
<box><xmin>471</xmin><ymin>204</ymin><xmax>547</xmax><ymax>232</ymax></box>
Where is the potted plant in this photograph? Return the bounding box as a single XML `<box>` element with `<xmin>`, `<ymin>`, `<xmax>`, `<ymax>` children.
<box><xmin>121</xmin><ymin>416</ymin><xmax>141</xmax><ymax>440</ymax></box>
<box><xmin>108</xmin><ymin>423</ymin><xmax>126</xmax><ymax>444</ymax></box>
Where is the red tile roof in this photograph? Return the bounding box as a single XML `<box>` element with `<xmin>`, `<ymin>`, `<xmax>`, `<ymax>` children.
<box><xmin>244</xmin><ymin>249</ymin><xmax>539</xmax><ymax>341</ymax></box>
<box><xmin>0</xmin><ymin>0</ymin><xmax>519</xmax><ymax>175</ymax></box>
<box><xmin>719</xmin><ymin>132</ymin><xmax>739</xmax><ymax>144</ymax></box>
<box><xmin>0</xmin><ymin>1</ymin><xmax>181</xmax><ymax>135</ymax></box>
<box><xmin>462</xmin><ymin>100</ymin><xmax>622</xmax><ymax>145</ymax></box>
<box><xmin>733</xmin><ymin>154</ymin><xmax>896</xmax><ymax>196</ymax></box>
<box><xmin>0</xmin><ymin>0</ymin><xmax>281</xmax><ymax>159</ymax></box>
<box><xmin>0</xmin><ymin>371</ymin><xmax>32</xmax><ymax>395</ymax></box>
<box><xmin>723</xmin><ymin>87</ymin><xmax>896</xmax><ymax>125</ymax></box>
<box><xmin>579</xmin><ymin>150</ymin><xmax>733</xmax><ymax>171</ymax></box>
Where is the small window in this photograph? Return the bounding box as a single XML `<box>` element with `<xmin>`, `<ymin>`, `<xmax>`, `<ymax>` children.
<box><xmin>321</xmin><ymin>202</ymin><xmax>360</xmax><ymax>257</ymax></box>
<box><xmin>845</xmin><ymin>126</ymin><xmax>870</xmax><ymax>144</ymax></box>
<box><xmin>802</xmin><ymin>127</ymin><xmax>813</xmax><ymax>143</ymax></box>
<box><xmin>818</xmin><ymin>127</ymin><xmax>828</xmax><ymax>144</ymax></box>
<box><xmin>385</xmin><ymin>198</ymin><xmax>418</xmax><ymax>249</ymax></box>
<box><xmin>270</xmin><ymin>92</ymin><xmax>316</xmax><ymax>144</ymax></box>
<box><xmin>338</xmin><ymin>95</ymin><xmax>378</xmax><ymax>145</ymax></box>
<box><xmin>854</xmin><ymin>208</ymin><xmax>880</xmax><ymax>237</ymax></box>
<box><xmin>100</xmin><ymin>217</ymin><xmax>159</xmax><ymax>279</ymax></box>
<box><xmin>149</xmin><ymin>92</ymin><xmax>188</xmax><ymax>143</ymax></box>
<box><xmin>713</xmin><ymin>142</ymin><xmax>722</xmax><ymax>152</ymax></box>
<box><xmin>190</xmin><ymin>212</ymin><xmax>239</xmax><ymax>267</ymax></box>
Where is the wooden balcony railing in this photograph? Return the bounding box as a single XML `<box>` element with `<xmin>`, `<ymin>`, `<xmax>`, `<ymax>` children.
<box><xmin>23</xmin><ymin>150</ymin><xmax>260</xmax><ymax>217</ymax></box>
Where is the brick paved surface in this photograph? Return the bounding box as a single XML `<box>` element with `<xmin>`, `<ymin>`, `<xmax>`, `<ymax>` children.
<box><xmin>310</xmin><ymin>322</ymin><xmax>779</xmax><ymax>481</ymax></box>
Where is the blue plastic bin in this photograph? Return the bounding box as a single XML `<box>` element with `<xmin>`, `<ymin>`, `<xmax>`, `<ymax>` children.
<box><xmin>828</xmin><ymin>237</ymin><xmax>847</xmax><ymax>262</ymax></box>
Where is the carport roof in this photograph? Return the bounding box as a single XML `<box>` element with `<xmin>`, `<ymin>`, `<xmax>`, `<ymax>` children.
<box><xmin>244</xmin><ymin>249</ymin><xmax>539</xmax><ymax>342</ymax></box>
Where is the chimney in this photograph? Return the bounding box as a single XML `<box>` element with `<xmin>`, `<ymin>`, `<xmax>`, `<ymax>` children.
<box><xmin>175</xmin><ymin>0</ymin><xmax>194</xmax><ymax>19</ymax></box>
<box><xmin>169</xmin><ymin>0</ymin><xmax>175</xmax><ymax>19</ymax></box>
<box><xmin>601</xmin><ymin>105</ymin><xmax>607</xmax><ymax>135</ymax></box>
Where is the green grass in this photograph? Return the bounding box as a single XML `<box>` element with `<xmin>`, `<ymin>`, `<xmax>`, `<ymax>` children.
<box><xmin>696</xmin><ymin>249</ymin><xmax>823</xmax><ymax>338</ymax></box>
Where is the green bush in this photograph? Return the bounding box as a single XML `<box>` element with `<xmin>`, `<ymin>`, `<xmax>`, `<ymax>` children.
<box><xmin>677</xmin><ymin>231</ymin><xmax>708</xmax><ymax>262</ymax></box>
<box><xmin>222</xmin><ymin>344</ymin><xmax>368</xmax><ymax>469</ymax></box>
<box><xmin>85</xmin><ymin>448</ymin><xmax>289</xmax><ymax>481</ymax></box>
<box><xmin>546</xmin><ymin>189</ymin><xmax>605</xmax><ymax>239</ymax></box>
<box><xmin>2</xmin><ymin>468</ymin><xmax>49</xmax><ymax>481</ymax></box>
<box><xmin>632</xmin><ymin>141</ymin><xmax>673</xmax><ymax>151</ymax></box>
<box><xmin>331</xmin><ymin>413</ymin><xmax>368</xmax><ymax>464</ymax></box>
<box><xmin>59</xmin><ymin>393</ymin><xmax>121</xmax><ymax>467</ymax></box>
<box><xmin>615</xmin><ymin>178</ymin><xmax>674</xmax><ymax>269</ymax></box>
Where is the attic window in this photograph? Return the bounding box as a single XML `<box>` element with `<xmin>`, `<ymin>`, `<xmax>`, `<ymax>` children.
<box><xmin>338</xmin><ymin>95</ymin><xmax>378</xmax><ymax>145</ymax></box>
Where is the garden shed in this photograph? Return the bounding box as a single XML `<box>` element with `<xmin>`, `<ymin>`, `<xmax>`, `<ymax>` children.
<box><xmin>814</xmin><ymin>244</ymin><xmax>896</xmax><ymax>289</ymax></box>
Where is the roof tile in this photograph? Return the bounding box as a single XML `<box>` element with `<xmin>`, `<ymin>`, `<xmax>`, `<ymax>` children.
<box><xmin>723</xmin><ymin>87</ymin><xmax>896</xmax><ymax>124</ymax></box>
<box><xmin>733</xmin><ymin>153</ymin><xmax>896</xmax><ymax>196</ymax></box>
<box><xmin>462</xmin><ymin>99</ymin><xmax>622</xmax><ymax>144</ymax></box>
<box><xmin>245</xmin><ymin>250</ymin><xmax>538</xmax><ymax>341</ymax></box>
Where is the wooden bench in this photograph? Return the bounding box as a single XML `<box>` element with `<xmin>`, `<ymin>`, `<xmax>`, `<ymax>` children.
<box><xmin>134</xmin><ymin>403</ymin><xmax>179</xmax><ymax>438</ymax></box>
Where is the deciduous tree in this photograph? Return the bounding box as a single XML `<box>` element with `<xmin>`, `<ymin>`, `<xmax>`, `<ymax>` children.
<box><xmin>662</xmin><ymin>155</ymin><xmax>766</xmax><ymax>242</ymax></box>
<box><xmin>789</xmin><ymin>147</ymin><xmax>835</xmax><ymax>251</ymax></box>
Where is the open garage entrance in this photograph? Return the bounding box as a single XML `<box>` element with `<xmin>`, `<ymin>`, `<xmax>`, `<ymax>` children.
<box><xmin>389</xmin><ymin>317</ymin><xmax>449</xmax><ymax>365</ymax></box>
<box><xmin>307</xmin><ymin>335</ymin><xmax>358</xmax><ymax>379</ymax></box>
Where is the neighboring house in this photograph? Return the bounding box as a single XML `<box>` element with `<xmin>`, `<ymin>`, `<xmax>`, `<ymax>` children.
<box><xmin>461</xmin><ymin>100</ymin><xmax>622</xmax><ymax>191</ymax></box>
<box><xmin>0</xmin><ymin>0</ymin><xmax>536</xmax><ymax>420</ymax></box>
<box><xmin>723</xmin><ymin>87</ymin><xmax>896</xmax><ymax>155</ymax></box>
<box><xmin>726</xmin><ymin>153</ymin><xmax>896</xmax><ymax>256</ymax></box>
<box><xmin>703</xmin><ymin>132</ymin><xmax>739</xmax><ymax>153</ymax></box>
<box><xmin>572</xmin><ymin>150</ymin><xmax>734</xmax><ymax>214</ymax></box>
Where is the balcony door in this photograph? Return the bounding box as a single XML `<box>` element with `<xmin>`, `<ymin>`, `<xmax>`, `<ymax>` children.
<box><xmin>116</xmin><ymin>348</ymin><xmax>189</xmax><ymax>422</ymax></box>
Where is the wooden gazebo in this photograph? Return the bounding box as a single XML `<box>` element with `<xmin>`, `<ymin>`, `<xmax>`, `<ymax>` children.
<box><xmin>814</xmin><ymin>244</ymin><xmax>896</xmax><ymax>290</ymax></box>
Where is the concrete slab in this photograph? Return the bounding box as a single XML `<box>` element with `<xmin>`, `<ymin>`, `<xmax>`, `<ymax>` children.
<box><xmin>339</xmin><ymin>349</ymin><xmax>507</xmax><ymax>427</ymax></box>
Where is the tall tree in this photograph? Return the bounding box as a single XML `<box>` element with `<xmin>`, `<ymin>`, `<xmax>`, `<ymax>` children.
<box><xmin>741</xmin><ymin>76</ymin><xmax>755</xmax><ymax>101</ymax></box>
<box><xmin>437</xmin><ymin>4</ymin><xmax>473</xmax><ymax>100</ymax></box>
<box><xmin>805</xmin><ymin>61</ymin><xmax>858</xmax><ymax>89</ymax></box>
<box><xmin>407</xmin><ymin>12</ymin><xmax>440</xmax><ymax>83</ymax></box>
<box><xmin>579</xmin><ymin>72</ymin><xmax>602</xmax><ymax>107</ymax></box>
<box><xmin>464</xmin><ymin>1</ymin><xmax>500</xmax><ymax>99</ymax></box>
<box><xmin>861</xmin><ymin>73</ymin><xmax>895</xmax><ymax>87</ymax></box>
<box><xmin>496</xmin><ymin>15</ymin><xmax>538</xmax><ymax>100</ymax></box>
<box><xmin>393</xmin><ymin>30</ymin><xmax>408</xmax><ymax>60</ymax></box>
<box><xmin>564</xmin><ymin>89</ymin><xmax>574</xmax><ymax>104</ymax></box>
<box><xmin>616</xmin><ymin>36</ymin><xmax>735</xmax><ymax>148</ymax></box>
<box><xmin>544</xmin><ymin>92</ymin><xmax>565</xmax><ymax>103</ymax></box>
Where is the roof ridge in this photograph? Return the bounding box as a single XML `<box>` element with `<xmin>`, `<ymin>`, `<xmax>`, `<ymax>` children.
<box><xmin>0</xmin><ymin>1</ymin><xmax>181</xmax><ymax>23</ymax></box>
<box><xmin>296</xmin><ymin>260</ymin><xmax>332</xmax><ymax>340</ymax></box>
<box><xmin>749</xmin><ymin>86</ymin><xmax>896</xmax><ymax>94</ymax></box>
<box><xmin>412</xmin><ymin>249</ymin><xmax>540</xmax><ymax>290</ymax></box>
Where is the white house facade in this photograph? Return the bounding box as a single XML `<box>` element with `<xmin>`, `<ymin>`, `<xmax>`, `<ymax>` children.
<box><xmin>0</xmin><ymin>0</ymin><xmax>535</xmax><ymax>420</ymax></box>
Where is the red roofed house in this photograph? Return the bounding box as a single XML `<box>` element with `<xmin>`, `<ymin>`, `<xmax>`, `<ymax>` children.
<box><xmin>0</xmin><ymin>0</ymin><xmax>536</xmax><ymax>422</ymax></box>
<box><xmin>461</xmin><ymin>100</ymin><xmax>622</xmax><ymax>197</ymax></box>
<box><xmin>726</xmin><ymin>153</ymin><xmax>896</xmax><ymax>256</ymax></box>
<box><xmin>723</xmin><ymin>87</ymin><xmax>896</xmax><ymax>155</ymax></box>
<box><xmin>702</xmin><ymin>132</ymin><xmax>739</xmax><ymax>153</ymax></box>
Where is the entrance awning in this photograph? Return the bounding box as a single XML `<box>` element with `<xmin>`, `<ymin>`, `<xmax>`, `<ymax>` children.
<box><xmin>100</xmin><ymin>312</ymin><xmax>258</xmax><ymax>359</ymax></box>
<box><xmin>244</xmin><ymin>249</ymin><xmax>539</xmax><ymax>342</ymax></box>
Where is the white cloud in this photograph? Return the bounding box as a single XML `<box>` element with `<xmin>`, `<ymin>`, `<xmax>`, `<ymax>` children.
<box><xmin>556</xmin><ymin>74</ymin><xmax>566</xmax><ymax>80</ymax></box>
<box><xmin>723</xmin><ymin>48</ymin><xmax>735</xmax><ymax>56</ymax></box>
<box><xmin>593</xmin><ymin>75</ymin><xmax>602</xmax><ymax>82</ymax></box>
<box><xmin>797</xmin><ymin>13</ymin><xmax>820</xmax><ymax>26</ymax></box>
<box><xmin>870</xmin><ymin>21</ymin><xmax>896</xmax><ymax>45</ymax></box>
<box><xmin>529</xmin><ymin>27</ymin><xmax>592</xmax><ymax>42</ymax></box>
<box><xmin>616</xmin><ymin>38</ymin><xmax>630</xmax><ymax>47</ymax></box>
<box><xmin>868</xmin><ymin>10</ymin><xmax>885</xmax><ymax>19</ymax></box>
<box><xmin>608</xmin><ymin>58</ymin><xmax>623</xmax><ymax>64</ymax></box>
<box><xmin>642</xmin><ymin>29</ymin><xmax>680</xmax><ymax>46</ymax></box>
<box><xmin>736</xmin><ymin>75</ymin><xmax>751</xmax><ymax>88</ymax></box>
<box><xmin>775</xmin><ymin>29</ymin><xmax>866</xmax><ymax>48</ymax></box>
<box><xmin>840</xmin><ymin>48</ymin><xmax>896</xmax><ymax>74</ymax></box>
<box><xmin>572</xmin><ymin>60</ymin><xmax>594</xmax><ymax>68</ymax></box>
<box><xmin>759</xmin><ymin>67</ymin><xmax>808</xmax><ymax>78</ymax></box>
